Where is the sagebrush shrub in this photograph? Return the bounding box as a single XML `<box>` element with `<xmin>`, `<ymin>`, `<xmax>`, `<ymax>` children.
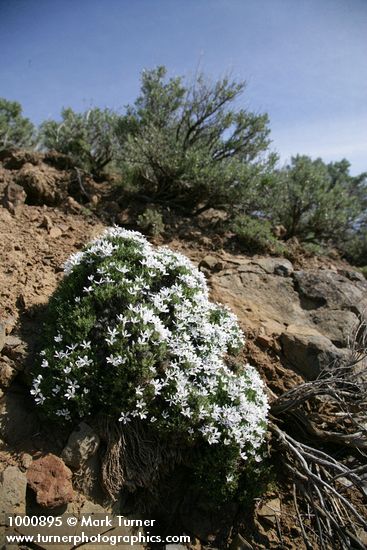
<box><xmin>119</xmin><ymin>66</ymin><xmax>275</xmax><ymax>214</ymax></box>
<box><xmin>32</xmin><ymin>228</ymin><xmax>268</xmax><ymax>494</ymax></box>
<box><xmin>232</xmin><ymin>214</ymin><xmax>285</xmax><ymax>254</ymax></box>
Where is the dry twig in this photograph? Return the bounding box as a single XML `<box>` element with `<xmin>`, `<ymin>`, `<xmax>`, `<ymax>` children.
<box><xmin>270</xmin><ymin>318</ymin><xmax>367</xmax><ymax>548</ymax></box>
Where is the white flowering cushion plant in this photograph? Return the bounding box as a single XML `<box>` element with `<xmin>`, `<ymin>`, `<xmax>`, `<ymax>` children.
<box><xmin>32</xmin><ymin>228</ymin><xmax>269</xmax><ymax>498</ymax></box>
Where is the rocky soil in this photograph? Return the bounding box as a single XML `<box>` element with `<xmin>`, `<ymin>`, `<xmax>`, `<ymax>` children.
<box><xmin>0</xmin><ymin>149</ymin><xmax>366</xmax><ymax>549</ymax></box>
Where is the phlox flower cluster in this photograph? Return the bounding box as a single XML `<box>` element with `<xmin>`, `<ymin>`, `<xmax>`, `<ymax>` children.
<box><xmin>32</xmin><ymin>227</ymin><xmax>268</xmax><ymax>463</ymax></box>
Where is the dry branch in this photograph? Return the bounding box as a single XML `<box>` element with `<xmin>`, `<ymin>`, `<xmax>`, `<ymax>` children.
<box><xmin>270</xmin><ymin>318</ymin><xmax>367</xmax><ymax>548</ymax></box>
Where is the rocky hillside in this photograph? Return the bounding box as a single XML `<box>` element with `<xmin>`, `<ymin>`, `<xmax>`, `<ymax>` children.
<box><xmin>0</xmin><ymin>149</ymin><xmax>366</xmax><ymax>549</ymax></box>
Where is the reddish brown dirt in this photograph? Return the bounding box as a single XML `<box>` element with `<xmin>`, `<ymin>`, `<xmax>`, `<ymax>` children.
<box><xmin>0</xmin><ymin>205</ymin><xmax>105</xmax><ymax>327</ymax></box>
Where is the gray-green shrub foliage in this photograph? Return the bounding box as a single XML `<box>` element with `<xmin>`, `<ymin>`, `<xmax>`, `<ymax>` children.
<box><xmin>0</xmin><ymin>98</ymin><xmax>35</xmax><ymax>149</ymax></box>
<box><xmin>231</xmin><ymin>214</ymin><xmax>286</xmax><ymax>254</ymax></box>
<box><xmin>39</xmin><ymin>107</ymin><xmax>119</xmax><ymax>177</ymax></box>
<box><xmin>267</xmin><ymin>155</ymin><xmax>366</xmax><ymax>244</ymax></box>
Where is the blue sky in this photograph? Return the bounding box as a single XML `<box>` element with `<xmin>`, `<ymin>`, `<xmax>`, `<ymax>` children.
<box><xmin>0</xmin><ymin>0</ymin><xmax>366</xmax><ymax>173</ymax></box>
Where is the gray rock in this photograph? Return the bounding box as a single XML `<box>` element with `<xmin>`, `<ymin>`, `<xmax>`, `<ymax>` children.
<box><xmin>199</xmin><ymin>255</ymin><xmax>223</xmax><ymax>272</ymax></box>
<box><xmin>233</xmin><ymin>259</ymin><xmax>264</xmax><ymax>275</ymax></box>
<box><xmin>2</xmin><ymin>335</ymin><xmax>27</xmax><ymax>366</ymax></box>
<box><xmin>311</xmin><ymin>309</ymin><xmax>359</xmax><ymax>347</ymax></box>
<box><xmin>253</xmin><ymin>257</ymin><xmax>293</xmax><ymax>277</ymax></box>
<box><xmin>0</xmin><ymin>358</ymin><xmax>17</xmax><ymax>389</ymax></box>
<box><xmin>4</xmin><ymin>335</ymin><xmax>23</xmax><ymax>348</ymax></box>
<box><xmin>0</xmin><ymin>465</ymin><xmax>27</xmax><ymax>514</ymax></box>
<box><xmin>61</xmin><ymin>422</ymin><xmax>100</xmax><ymax>469</ymax></box>
<box><xmin>293</xmin><ymin>270</ymin><xmax>367</xmax><ymax>314</ymax></box>
<box><xmin>281</xmin><ymin>331</ymin><xmax>347</xmax><ymax>379</ymax></box>
<box><xmin>338</xmin><ymin>269</ymin><xmax>366</xmax><ymax>283</ymax></box>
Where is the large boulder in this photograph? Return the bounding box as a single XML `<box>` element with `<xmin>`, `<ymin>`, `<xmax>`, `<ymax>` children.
<box><xmin>280</xmin><ymin>329</ymin><xmax>348</xmax><ymax>379</ymax></box>
<box><xmin>210</xmin><ymin>257</ymin><xmax>365</xmax><ymax>380</ymax></box>
<box><xmin>310</xmin><ymin>309</ymin><xmax>359</xmax><ymax>347</ymax></box>
<box><xmin>252</xmin><ymin>257</ymin><xmax>293</xmax><ymax>277</ymax></box>
<box><xmin>212</xmin><ymin>261</ymin><xmax>309</xmax><ymax>336</ymax></box>
<box><xmin>293</xmin><ymin>270</ymin><xmax>367</xmax><ymax>315</ymax></box>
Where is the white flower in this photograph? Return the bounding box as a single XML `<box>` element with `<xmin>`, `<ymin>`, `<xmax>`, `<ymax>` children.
<box><xmin>165</xmin><ymin>395</ymin><xmax>177</xmax><ymax>406</ymax></box>
<box><xmin>66</xmin><ymin>343</ymin><xmax>78</xmax><ymax>351</ymax></box>
<box><xmin>75</xmin><ymin>355</ymin><xmax>93</xmax><ymax>368</ymax></box>
<box><xmin>106</xmin><ymin>355</ymin><xmax>125</xmax><ymax>366</ymax></box>
<box><xmin>150</xmin><ymin>378</ymin><xmax>164</xmax><ymax>395</ymax></box>
<box><xmin>116</xmin><ymin>265</ymin><xmax>129</xmax><ymax>274</ymax></box>
<box><xmin>80</xmin><ymin>340</ymin><xmax>91</xmax><ymax>349</ymax></box>
<box><xmin>64</xmin><ymin>380</ymin><xmax>80</xmax><ymax>400</ymax></box>
<box><xmin>105</xmin><ymin>326</ymin><xmax>119</xmax><ymax>345</ymax></box>
<box><xmin>119</xmin><ymin>412</ymin><xmax>131</xmax><ymax>424</ymax></box>
<box><xmin>83</xmin><ymin>286</ymin><xmax>94</xmax><ymax>294</ymax></box>
<box><xmin>35</xmin><ymin>395</ymin><xmax>46</xmax><ymax>405</ymax></box>
<box><xmin>32</xmin><ymin>374</ymin><xmax>42</xmax><ymax>389</ymax></box>
<box><xmin>63</xmin><ymin>251</ymin><xmax>84</xmax><ymax>274</ymax></box>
